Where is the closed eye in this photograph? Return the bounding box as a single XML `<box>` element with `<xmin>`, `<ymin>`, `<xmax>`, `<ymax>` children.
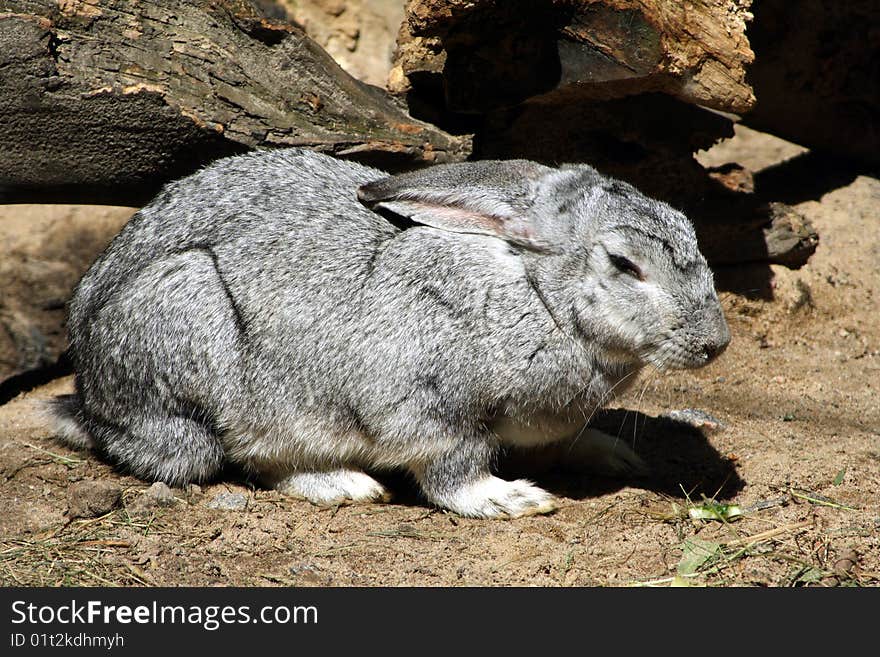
<box><xmin>609</xmin><ymin>254</ymin><xmax>645</xmax><ymax>281</ymax></box>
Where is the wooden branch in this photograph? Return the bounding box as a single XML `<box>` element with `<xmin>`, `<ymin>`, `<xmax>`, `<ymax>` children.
<box><xmin>0</xmin><ymin>0</ymin><xmax>470</xmax><ymax>205</ymax></box>
<box><xmin>696</xmin><ymin>201</ymin><xmax>819</xmax><ymax>270</ymax></box>
<box><xmin>391</xmin><ymin>0</ymin><xmax>755</xmax><ymax>115</ymax></box>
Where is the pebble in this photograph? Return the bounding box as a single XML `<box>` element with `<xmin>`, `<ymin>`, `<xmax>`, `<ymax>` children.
<box><xmin>661</xmin><ymin>409</ymin><xmax>727</xmax><ymax>434</ymax></box>
<box><xmin>185</xmin><ymin>483</ymin><xmax>204</xmax><ymax>504</ymax></box>
<box><xmin>67</xmin><ymin>479</ymin><xmax>122</xmax><ymax>518</ymax></box>
<box><xmin>127</xmin><ymin>482</ymin><xmax>178</xmax><ymax>514</ymax></box>
<box><xmin>206</xmin><ymin>492</ymin><xmax>248</xmax><ymax>511</ymax></box>
<box><xmin>289</xmin><ymin>563</ymin><xmax>322</xmax><ymax>584</ymax></box>
<box><xmin>144</xmin><ymin>482</ymin><xmax>177</xmax><ymax>506</ymax></box>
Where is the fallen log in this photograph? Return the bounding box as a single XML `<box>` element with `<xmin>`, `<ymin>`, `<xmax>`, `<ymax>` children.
<box><xmin>0</xmin><ymin>0</ymin><xmax>815</xmax><ymax>271</ymax></box>
<box><xmin>392</xmin><ymin>0</ymin><xmax>755</xmax><ymax>116</ymax></box>
<box><xmin>0</xmin><ymin>0</ymin><xmax>470</xmax><ymax>206</ymax></box>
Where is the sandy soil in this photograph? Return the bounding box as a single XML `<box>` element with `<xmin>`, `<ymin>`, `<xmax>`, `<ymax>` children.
<box><xmin>1</xmin><ymin>128</ymin><xmax>878</xmax><ymax>587</ymax></box>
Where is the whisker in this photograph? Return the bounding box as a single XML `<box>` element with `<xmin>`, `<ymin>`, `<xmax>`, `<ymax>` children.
<box><xmin>567</xmin><ymin>368</ymin><xmax>639</xmax><ymax>452</ymax></box>
<box><xmin>632</xmin><ymin>369</ymin><xmax>656</xmax><ymax>448</ymax></box>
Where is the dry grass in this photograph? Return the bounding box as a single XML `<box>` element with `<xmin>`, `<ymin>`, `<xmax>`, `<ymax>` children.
<box><xmin>632</xmin><ymin>487</ymin><xmax>872</xmax><ymax>587</ymax></box>
<box><xmin>0</xmin><ymin>509</ymin><xmax>161</xmax><ymax>587</ymax></box>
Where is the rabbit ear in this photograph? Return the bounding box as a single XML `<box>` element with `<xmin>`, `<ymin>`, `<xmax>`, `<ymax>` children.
<box><xmin>357</xmin><ymin>161</ymin><xmax>553</xmax><ymax>251</ymax></box>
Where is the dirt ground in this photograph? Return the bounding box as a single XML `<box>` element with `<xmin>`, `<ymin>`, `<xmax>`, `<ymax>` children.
<box><xmin>1</xmin><ymin>128</ymin><xmax>878</xmax><ymax>587</ymax></box>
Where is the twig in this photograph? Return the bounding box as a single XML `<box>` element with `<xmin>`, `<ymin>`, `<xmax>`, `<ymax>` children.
<box><xmin>20</xmin><ymin>442</ymin><xmax>84</xmax><ymax>467</ymax></box>
<box><xmin>722</xmin><ymin>520</ymin><xmax>813</xmax><ymax>549</ymax></box>
<box><xmin>77</xmin><ymin>540</ymin><xmax>132</xmax><ymax>549</ymax></box>
<box><xmin>741</xmin><ymin>496</ymin><xmax>789</xmax><ymax>513</ymax></box>
<box><xmin>788</xmin><ymin>488</ymin><xmax>858</xmax><ymax>511</ymax></box>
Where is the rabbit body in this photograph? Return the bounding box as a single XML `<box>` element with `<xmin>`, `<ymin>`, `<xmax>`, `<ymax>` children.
<box><xmin>53</xmin><ymin>149</ymin><xmax>729</xmax><ymax>518</ymax></box>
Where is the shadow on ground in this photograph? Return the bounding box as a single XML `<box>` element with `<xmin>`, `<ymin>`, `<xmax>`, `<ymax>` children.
<box><xmin>343</xmin><ymin>409</ymin><xmax>747</xmax><ymax>510</ymax></box>
<box><xmin>503</xmin><ymin>408</ymin><xmax>745</xmax><ymax>503</ymax></box>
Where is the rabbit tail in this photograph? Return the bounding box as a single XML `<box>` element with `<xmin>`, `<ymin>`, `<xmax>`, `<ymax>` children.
<box><xmin>46</xmin><ymin>393</ymin><xmax>96</xmax><ymax>450</ymax></box>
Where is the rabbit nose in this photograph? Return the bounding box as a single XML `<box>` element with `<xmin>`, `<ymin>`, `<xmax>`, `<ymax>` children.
<box><xmin>703</xmin><ymin>340</ymin><xmax>728</xmax><ymax>362</ymax></box>
<box><xmin>702</xmin><ymin>324</ymin><xmax>731</xmax><ymax>363</ymax></box>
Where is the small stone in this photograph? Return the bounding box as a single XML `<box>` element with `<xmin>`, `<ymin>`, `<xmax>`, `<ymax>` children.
<box><xmin>67</xmin><ymin>480</ymin><xmax>122</xmax><ymax>518</ymax></box>
<box><xmin>289</xmin><ymin>563</ymin><xmax>322</xmax><ymax>584</ymax></box>
<box><xmin>661</xmin><ymin>409</ymin><xmax>726</xmax><ymax>434</ymax></box>
<box><xmin>127</xmin><ymin>482</ymin><xmax>177</xmax><ymax>514</ymax></box>
<box><xmin>206</xmin><ymin>492</ymin><xmax>248</xmax><ymax>511</ymax></box>
<box><xmin>186</xmin><ymin>483</ymin><xmax>204</xmax><ymax>503</ymax></box>
<box><xmin>144</xmin><ymin>482</ymin><xmax>177</xmax><ymax>506</ymax></box>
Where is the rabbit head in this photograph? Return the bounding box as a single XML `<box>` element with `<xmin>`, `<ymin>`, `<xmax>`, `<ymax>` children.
<box><xmin>358</xmin><ymin>159</ymin><xmax>730</xmax><ymax>372</ymax></box>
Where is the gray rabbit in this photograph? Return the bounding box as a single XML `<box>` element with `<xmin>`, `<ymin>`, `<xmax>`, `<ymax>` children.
<box><xmin>50</xmin><ymin>149</ymin><xmax>729</xmax><ymax>518</ymax></box>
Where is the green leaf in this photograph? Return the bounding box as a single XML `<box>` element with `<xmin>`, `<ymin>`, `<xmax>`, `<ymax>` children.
<box><xmin>677</xmin><ymin>538</ymin><xmax>721</xmax><ymax>575</ymax></box>
<box><xmin>833</xmin><ymin>468</ymin><xmax>846</xmax><ymax>486</ymax></box>
<box><xmin>795</xmin><ymin>567</ymin><xmax>824</xmax><ymax>585</ymax></box>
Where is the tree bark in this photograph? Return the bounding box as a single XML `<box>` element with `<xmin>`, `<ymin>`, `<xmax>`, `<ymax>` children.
<box><xmin>391</xmin><ymin>0</ymin><xmax>755</xmax><ymax>115</ymax></box>
<box><xmin>0</xmin><ymin>0</ymin><xmax>470</xmax><ymax>206</ymax></box>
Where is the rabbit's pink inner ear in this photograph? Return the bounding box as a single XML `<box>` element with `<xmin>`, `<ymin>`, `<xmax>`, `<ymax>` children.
<box><xmin>373</xmin><ymin>199</ymin><xmax>539</xmax><ymax>248</ymax></box>
<box><xmin>377</xmin><ymin>200</ymin><xmax>502</xmax><ymax>233</ymax></box>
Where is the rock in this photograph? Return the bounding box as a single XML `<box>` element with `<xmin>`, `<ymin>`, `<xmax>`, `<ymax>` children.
<box><xmin>206</xmin><ymin>492</ymin><xmax>248</xmax><ymax>511</ymax></box>
<box><xmin>127</xmin><ymin>482</ymin><xmax>178</xmax><ymax>515</ymax></box>
<box><xmin>142</xmin><ymin>482</ymin><xmax>177</xmax><ymax>506</ymax></box>
<box><xmin>761</xmin><ymin>203</ymin><xmax>820</xmax><ymax>270</ymax></box>
<box><xmin>661</xmin><ymin>409</ymin><xmax>727</xmax><ymax>435</ymax></box>
<box><xmin>67</xmin><ymin>479</ymin><xmax>122</xmax><ymax>518</ymax></box>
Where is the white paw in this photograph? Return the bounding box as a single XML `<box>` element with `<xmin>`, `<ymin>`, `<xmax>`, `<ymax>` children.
<box><xmin>275</xmin><ymin>469</ymin><xmax>390</xmax><ymax>506</ymax></box>
<box><xmin>438</xmin><ymin>476</ymin><xmax>558</xmax><ymax>519</ymax></box>
<box><xmin>563</xmin><ymin>428</ymin><xmax>648</xmax><ymax>476</ymax></box>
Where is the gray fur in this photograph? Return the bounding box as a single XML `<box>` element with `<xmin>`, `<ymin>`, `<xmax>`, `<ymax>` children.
<box><xmin>50</xmin><ymin>149</ymin><xmax>729</xmax><ymax>518</ymax></box>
